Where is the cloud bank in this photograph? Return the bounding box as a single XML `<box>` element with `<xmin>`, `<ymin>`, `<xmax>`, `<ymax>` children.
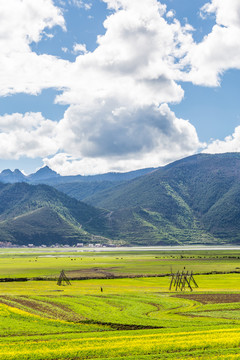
<box><xmin>0</xmin><ymin>0</ymin><xmax>240</xmax><ymax>174</ymax></box>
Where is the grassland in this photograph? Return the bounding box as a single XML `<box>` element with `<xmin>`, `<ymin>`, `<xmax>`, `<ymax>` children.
<box><xmin>1</xmin><ymin>247</ymin><xmax>240</xmax><ymax>278</ymax></box>
<box><xmin>1</xmin><ymin>248</ymin><xmax>240</xmax><ymax>359</ymax></box>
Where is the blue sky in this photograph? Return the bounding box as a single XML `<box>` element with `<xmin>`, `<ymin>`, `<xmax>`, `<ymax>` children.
<box><xmin>0</xmin><ymin>0</ymin><xmax>240</xmax><ymax>175</ymax></box>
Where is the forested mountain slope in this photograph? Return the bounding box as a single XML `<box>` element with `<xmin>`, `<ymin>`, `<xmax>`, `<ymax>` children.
<box><xmin>0</xmin><ymin>183</ymin><xmax>111</xmax><ymax>246</ymax></box>
<box><xmin>85</xmin><ymin>153</ymin><xmax>240</xmax><ymax>245</ymax></box>
<box><xmin>2</xmin><ymin>153</ymin><xmax>240</xmax><ymax>246</ymax></box>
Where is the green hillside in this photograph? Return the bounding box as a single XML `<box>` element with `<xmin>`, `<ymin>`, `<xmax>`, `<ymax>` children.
<box><xmin>85</xmin><ymin>153</ymin><xmax>240</xmax><ymax>245</ymax></box>
<box><xmin>54</xmin><ymin>180</ymin><xmax>122</xmax><ymax>201</ymax></box>
<box><xmin>0</xmin><ymin>183</ymin><xmax>111</xmax><ymax>246</ymax></box>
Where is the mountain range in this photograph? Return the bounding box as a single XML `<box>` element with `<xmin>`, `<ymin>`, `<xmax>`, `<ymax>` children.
<box><xmin>0</xmin><ymin>166</ymin><xmax>156</xmax><ymax>185</ymax></box>
<box><xmin>0</xmin><ymin>166</ymin><xmax>156</xmax><ymax>202</ymax></box>
<box><xmin>1</xmin><ymin>153</ymin><xmax>240</xmax><ymax>246</ymax></box>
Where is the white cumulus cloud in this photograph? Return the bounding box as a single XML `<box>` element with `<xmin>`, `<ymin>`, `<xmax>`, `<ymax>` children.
<box><xmin>73</xmin><ymin>43</ymin><xmax>88</xmax><ymax>54</ymax></box>
<box><xmin>185</xmin><ymin>0</ymin><xmax>240</xmax><ymax>86</ymax></box>
<box><xmin>50</xmin><ymin>0</ymin><xmax>203</xmax><ymax>174</ymax></box>
<box><xmin>204</xmin><ymin>126</ymin><xmax>240</xmax><ymax>154</ymax></box>
<box><xmin>0</xmin><ymin>113</ymin><xmax>59</xmax><ymax>159</ymax></box>
<box><xmin>0</xmin><ymin>0</ymin><xmax>69</xmax><ymax>96</ymax></box>
<box><xmin>46</xmin><ymin>104</ymin><xmax>202</xmax><ymax>175</ymax></box>
<box><xmin>56</xmin><ymin>0</ymin><xmax>194</xmax><ymax>107</ymax></box>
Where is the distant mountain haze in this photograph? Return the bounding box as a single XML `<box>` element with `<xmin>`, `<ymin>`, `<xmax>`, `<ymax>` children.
<box><xmin>0</xmin><ymin>166</ymin><xmax>156</xmax><ymax>184</ymax></box>
<box><xmin>0</xmin><ymin>166</ymin><xmax>157</xmax><ymax>201</ymax></box>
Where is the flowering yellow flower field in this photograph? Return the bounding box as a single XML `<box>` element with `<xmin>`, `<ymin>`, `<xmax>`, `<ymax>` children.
<box><xmin>1</xmin><ymin>249</ymin><xmax>240</xmax><ymax>359</ymax></box>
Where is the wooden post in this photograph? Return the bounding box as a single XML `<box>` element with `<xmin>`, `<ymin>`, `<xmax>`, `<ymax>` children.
<box><xmin>190</xmin><ymin>271</ymin><xmax>198</xmax><ymax>288</ymax></box>
<box><xmin>57</xmin><ymin>270</ymin><xmax>71</xmax><ymax>286</ymax></box>
<box><xmin>169</xmin><ymin>273</ymin><xmax>174</xmax><ymax>290</ymax></box>
<box><xmin>169</xmin><ymin>270</ymin><xmax>198</xmax><ymax>292</ymax></box>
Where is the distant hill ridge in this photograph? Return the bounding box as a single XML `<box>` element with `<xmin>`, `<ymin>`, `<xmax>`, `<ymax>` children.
<box><xmin>1</xmin><ymin>153</ymin><xmax>240</xmax><ymax>246</ymax></box>
<box><xmin>0</xmin><ymin>166</ymin><xmax>158</xmax><ymax>202</ymax></box>
<box><xmin>0</xmin><ymin>166</ymin><xmax>157</xmax><ymax>184</ymax></box>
